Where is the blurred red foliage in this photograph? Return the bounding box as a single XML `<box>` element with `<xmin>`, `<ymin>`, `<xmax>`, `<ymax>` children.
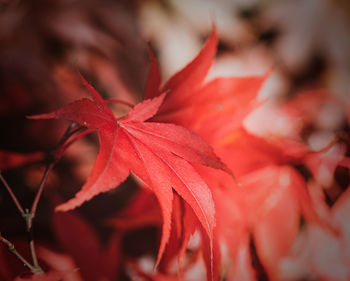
<box><xmin>0</xmin><ymin>1</ymin><xmax>349</xmax><ymax>281</ymax></box>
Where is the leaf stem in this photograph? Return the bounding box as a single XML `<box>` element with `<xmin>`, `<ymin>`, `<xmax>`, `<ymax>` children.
<box><xmin>56</xmin><ymin>122</ymin><xmax>78</xmax><ymax>147</ymax></box>
<box><xmin>58</xmin><ymin>129</ymin><xmax>93</xmax><ymax>157</ymax></box>
<box><xmin>57</xmin><ymin>122</ymin><xmax>81</xmax><ymax>153</ymax></box>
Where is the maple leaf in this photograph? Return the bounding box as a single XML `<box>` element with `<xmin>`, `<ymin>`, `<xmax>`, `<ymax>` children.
<box><xmin>143</xmin><ymin>26</ymin><xmax>267</xmax><ymax>144</ymax></box>
<box><xmin>31</xmin><ymin>74</ymin><xmax>231</xmax><ymax>267</ymax></box>
<box><xmin>195</xmin><ymin>127</ymin><xmax>342</xmax><ymax>280</ymax></box>
<box><xmin>144</xmin><ymin>25</ymin><xmax>217</xmax><ymax>102</ymax></box>
<box><xmin>158</xmin><ymin>192</ymin><xmax>220</xmax><ymax>281</ymax></box>
<box><xmin>159</xmin><ymin>193</ymin><xmax>196</xmax><ymax>273</ymax></box>
<box><xmin>141</xmin><ymin>28</ymin><xmax>269</xmax><ymax>279</ymax></box>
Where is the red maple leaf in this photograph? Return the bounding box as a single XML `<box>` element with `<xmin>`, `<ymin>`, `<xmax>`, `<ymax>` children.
<box><xmin>143</xmin><ymin>26</ymin><xmax>217</xmax><ymax>103</ymax></box>
<box><xmin>144</xmin><ymin>26</ymin><xmax>267</xmax><ymax>144</ymax></box>
<box><xmin>143</xmin><ymin>26</ymin><xmax>268</xmax><ymax>189</ymax></box>
<box><xmin>191</xmin><ymin>124</ymin><xmax>344</xmax><ymax>280</ymax></box>
<box><xmin>141</xmin><ymin>26</ymin><xmax>268</xmax><ymax>279</ymax></box>
<box><xmin>30</xmin><ymin>74</ymin><xmax>231</xmax><ymax>267</ymax></box>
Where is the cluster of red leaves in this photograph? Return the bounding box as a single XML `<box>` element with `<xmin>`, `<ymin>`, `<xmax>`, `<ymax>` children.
<box><xmin>2</xmin><ymin>27</ymin><xmax>350</xmax><ymax>281</ymax></box>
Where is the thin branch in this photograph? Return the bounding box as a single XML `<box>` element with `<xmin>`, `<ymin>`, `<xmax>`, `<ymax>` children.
<box><xmin>0</xmin><ymin>124</ymin><xmax>81</xmax><ymax>218</ymax></box>
<box><xmin>22</xmin><ymin>163</ymin><xmax>53</xmax><ymax>270</ymax></box>
<box><xmin>27</xmin><ymin>123</ymin><xmax>81</xmax><ymax>268</ymax></box>
<box><xmin>59</xmin><ymin>129</ymin><xmax>94</xmax><ymax>156</ymax></box>
<box><xmin>0</xmin><ymin>122</ymin><xmax>84</xmax><ymax>274</ymax></box>
<box><xmin>0</xmin><ymin>233</ymin><xmax>36</xmax><ymax>272</ymax></box>
<box><xmin>26</xmin><ymin>220</ymin><xmax>41</xmax><ymax>271</ymax></box>
<box><xmin>52</xmin><ymin>124</ymin><xmax>86</xmax><ymax>162</ymax></box>
<box><xmin>0</xmin><ymin>172</ymin><xmax>25</xmax><ymax>215</ymax></box>
<box><xmin>105</xmin><ymin>98</ymin><xmax>135</xmax><ymax>108</ymax></box>
<box><xmin>55</xmin><ymin>122</ymin><xmax>80</xmax><ymax>150</ymax></box>
<box><xmin>30</xmin><ymin>163</ymin><xmax>53</xmax><ymax>219</ymax></box>
<box><xmin>30</xmin><ymin>122</ymin><xmax>80</xmax><ymax>215</ymax></box>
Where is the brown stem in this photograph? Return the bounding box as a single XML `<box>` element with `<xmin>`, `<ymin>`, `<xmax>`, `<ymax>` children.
<box><xmin>30</xmin><ymin>163</ymin><xmax>53</xmax><ymax>217</ymax></box>
<box><xmin>30</xmin><ymin>122</ymin><xmax>79</xmax><ymax>215</ymax></box>
<box><xmin>26</xmin><ymin>122</ymin><xmax>82</xmax><ymax>269</ymax></box>
<box><xmin>59</xmin><ymin>129</ymin><xmax>93</xmax><ymax>156</ymax></box>
<box><xmin>52</xmin><ymin>124</ymin><xmax>86</xmax><ymax>162</ymax></box>
<box><xmin>0</xmin><ymin>173</ymin><xmax>43</xmax><ymax>273</ymax></box>
<box><xmin>0</xmin><ymin>122</ymin><xmax>85</xmax><ymax>274</ymax></box>
<box><xmin>56</xmin><ymin>122</ymin><xmax>78</xmax><ymax>147</ymax></box>
<box><xmin>56</xmin><ymin>122</ymin><xmax>81</xmax><ymax>154</ymax></box>
<box><xmin>25</xmin><ymin>163</ymin><xmax>53</xmax><ymax>269</ymax></box>
<box><xmin>0</xmin><ymin>233</ymin><xmax>36</xmax><ymax>272</ymax></box>
<box><xmin>25</xmin><ymin>214</ymin><xmax>41</xmax><ymax>272</ymax></box>
<box><xmin>0</xmin><ymin>171</ymin><xmax>25</xmax><ymax>215</ymax></box>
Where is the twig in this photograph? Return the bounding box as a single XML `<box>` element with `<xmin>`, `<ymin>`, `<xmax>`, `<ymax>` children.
<box><xmin>0</xmin><ymin>233</ymin><xmax>36</xmax><ymax>272</ymax></box>
<box><xmin>59</xmin><ymin>129</ymin><xmax>93</xmax><ymax>156</ymax></box>
<box><xmin>25</xmin><ymin>123</ymin><xmax>79</xmax><ymax>268</ymax></box>
<box><xmin>26</xmin><ymin>122</ymin><xmax>84</xmax><ymax>268</ymax></box>
<box><xmin>23</xmin><ymin>163</ymin><xmax>53</xmax><ymax>270</ymax></box>
<box><xmin>0</xmin><ymin>171</ymin><xmax>25</xmax><ymax>215</ymax></box>
<box><xmin>0</xmin><ymin>122</ymin><xmax>83</xmax><ymax>274</ymax></box>
<box><xmin>30</xmin><ymin>163</ymin><xmax>54</xmax><ymax>218</ymax></box>
<box><xmin>0</xmin><ymin>171</ymin><xmax>43</xmax><ymax>272</ymax></box>
<box><xmin>55</xmin><ymin>122</ymin><xmax>81</xmax><ymax>149</ymax></box>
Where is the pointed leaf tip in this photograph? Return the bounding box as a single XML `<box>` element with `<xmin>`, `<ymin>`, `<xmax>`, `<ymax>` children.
<box><xmin>77</xmin><ymin>72</ymin><xmax>116</xmax><ymax>120</ymax></box>
<box><xmin>122</xmin><ymin>93</ymin><xmax>166</xmax><ymax>123</ymax></box>
<box><xmin>144</xmin><ymin>46</ymin><xmax>162</xmax><ymax>100</ymax></box>
<box><xmin>161</xmin><ymin>25</ymin><xmax>218</xmax><ymax>94</ymax></box>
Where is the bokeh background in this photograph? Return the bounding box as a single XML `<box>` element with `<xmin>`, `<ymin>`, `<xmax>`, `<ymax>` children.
<box><xmin>0</xmin><ymin>0</ymin><xmax>350</xmax><ymax>280</ymax></box>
